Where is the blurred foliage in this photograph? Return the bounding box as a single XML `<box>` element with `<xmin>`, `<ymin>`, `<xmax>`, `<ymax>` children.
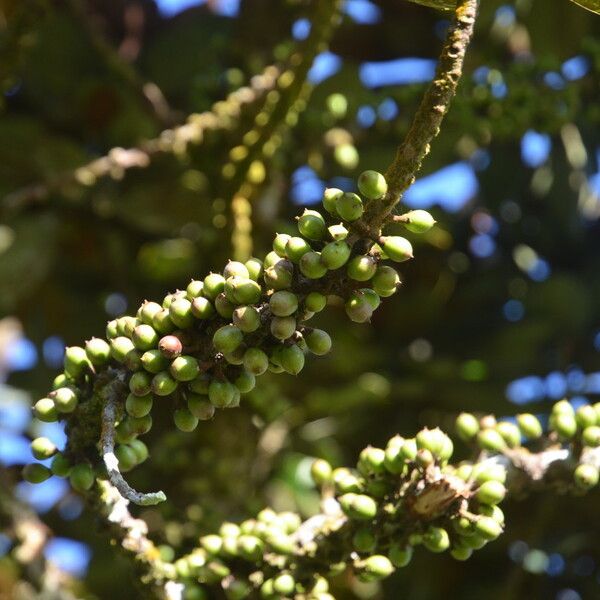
<box><xmin>1</xmin><ymin>0</ymin><xmax>600</xmax><ymax>599</ymax></box>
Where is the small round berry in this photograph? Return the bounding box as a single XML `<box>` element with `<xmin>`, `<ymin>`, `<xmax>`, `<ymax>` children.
<box><xmin>583</xmin><ymin>425</ymin><xmax>600</xmax><ymax>447</ymax></box>
<box><xmin>189</xmin><ymin>372</ymin><xmax>210</xmax><ymax>394</ymax></box>
<box><xmin>388</xmin><ymin>544</ymin><xmax>413</xmax><ymax>568</ymax></box>
<box><xmin>264</xmin><ymin>251</ymin><xmax>282</xmax><ymax>268</ymax></box>
<box><xmin>187</xmin><ymin>394</ymin><xmax>215</xmax><ymax>420</ymax></box>
<box><xmin>372</xmin><ymin>265</ymin><xmax>400</xmax><ymax>296</ymax></box>
<box><xmin>273</xmin><ymin>233</ymin><xmax>292</xmax><ymax>258</ymax></box>
<box><xmin>203</xmin><ymin>273</ymin><xmax>226</xmax><ymax>300</ymax></box>
<box><xmin>132</xmin><ymin>324</ymin><xmax>159</xmax><ymax>351</ymax></box>
<box><xmin>170</xmin><ymin>356</ymin><xmax>200</xmax><ymax>382</ymax></box>
<box><xmin>116</xmin><ymin>316</ymin><xmax>139</xmax><ymax>337</ymax></box>
<box><xmin>50</xmin><ymin>454</ymin><xmax>71</xmax><ymax>477</ymax></box>
<box><xmin>53</xmin><ymin>387</ymin><xmax>78</xmax><ymax>413</ymax></box>
<box><xmin>298</xmin><ymin>209</ymin><xmax>326</xmax><ymax>240</ymax></box>
<box><xmin>279</xmin><ymin>344</ymin><xmax>305</xmax><ymax>375</ymax></box>
<box><xmin>31</xmin><ymin>437</ymin><xmax>57</xmax><ymax>460</ymax></box>
<box><xmin>223</xmin><ymin>261</ymin><xmax>250</xmax><ymax>279</ymax></box>
<box><xmin>310</xmin><ymin>458</ymin><xmax>332</xmax><ymax>485</ymax></box>
<box><xmin>245</xmin><ymin>257</ymin><xmax>263</xmax><ymax>281</ymax></box>
<box><xmin>23</xmin><ymin>463</ymin><xmax>52</xmax><ymax>484</ymax></box>
<box><xmin>264</xmin><ymin>261</ymin><xmax>293</xmax><ymax>290</ymax></box>
<box><xmin>336</xmin><ymin>192</ymin><xmax>363</xmax><ymax>222</ymax></box>
<box><xmin>213</xmin><ymin>325</ymin><xmax>244</xmax><ymax>354</ymax></box>
<box><xmin>358</xmin><ymin>170</ymin><xmax>387</xmax><ymax>200</ymax></box>
<box><xmin>129</xmin><ymin>371</ymin><xmax>152</xmax><ymax>396</ymax></box>
<box><xmin>476</xmin><ymin>480</ymin><xmax>506</xmax><ymax>505</ymax></box>
<box><xmin>152</xmin><ymin>309</ymin><xmax>175</xmax><ymax>335</ymax></box>
<box><xmin>110</xmin><ymin>337</ymin><xmax>136</xmax><ymax>363</ymax></box>
<box><xmin>273</xmin><ymin>574</ymin><xmax>295</xmax><ymax>595</ymax></box>
<box><xmin>328</xmin><ymin>223</ymin><xmax>348</xmax><ymax>241</ymax></box>
<box><xmin>52</xmin><ymin>373</ymin><xmax>72</xmax><ymax>390</ymax></box>
<box><xmin>152</xmin><ymin>371</ymin><xmax>178</xmax><ymax>396</ymax></box>
<box><xmin>139</xmin><ymin>301</ymin><xmax>163</xmax><ymax>324</ymax></box>
<box><xmin>322</xmin><ymin>187</ymin><xmax>343</xmax><ymax>215</ymax></box>
<box><xmin>576</xmin><ymin>405</ymin><xmax>598</xmax><ymax>429</ymax></box>
<box><xmin>496</xmin><ymin>421</ymin><xmax>521</xmax><ymax>448</ymax></box>
<box><xmin>403</xmin><ymin>209</ymin><xmax>436</xmax><ymax>233</ymax></box>
<box><xmin>208</xmin><ymin>380</ymin><xmax>237</xmax><ymax>408</ymax></box>
<box><xmin>191</xmin><ymin>296</ymin><xmax>215</xmax><ymax>320</ymax></box>
<box><xmin>185</xmin><ymin>280</ymin><xmax>204</xmax><ymax>299</ymax></box>
<box><xmin>321</xmin><ymin>240</ymin><xmax>351</xmax><ymax>270</ymax></box>
<box><xmin>381</xmin><ymin>236</ymin><xmax>414</xmax><ymax>262</ymax></box>
<box><xmin>473</xmin><ymin>463</ymin><xmax>507</xmax><ymax>484</ymax></box>
<box><xmin>69</xmin><ymin>463</ymin><xmax>95</xmax><ymax>492</ymax></box>
<box><xmin>233</xmin><ymin>305</ymin><xmax>261</xmax><ymax>333</ymax></box>
<box><xmin>455</xmin><ymin>412</ymin><xmax>480</xmax><ymax>441</ymax></box>
<box><xmin>359</xmin><ymin>555</ymin><xmax>394</xmax><ymax>581</ymax></box>
<box><xmin>215</xmin><ymin>293</ymin><xmax>235</xmax><ymax>318</ymax></box>
<box><xmin>225</xmin><ymin>276</ymin><xmax>262</xmax><ymax>305</ymax></box>
<box><xmin>125</xmin><ymin>393</ymin><xmax>153</xmax><ymax>418</ymax></box>
<box><xmin>476</xmin><ymin>428</ymin><xmax>507</xmax><ymax>452</ymax></box>
<box><xmin>34</xmin><ymin>398</ymin><xmax>58</xmax><ymax>422</ymax></box>
<box><xmin>270</xmin><ymin>316</ymin><xmax>296</xmax><ymax>340</ymax></box>
<box><xmin>574</xmin><ymin>463</ymin><xmax>599</xmax><ymax>490</ymax></box>
<box><xmin>423</xmin><ymin>527</ymin><xmax>450</xmax><ymax>553</ymax></box>
<box><xmin>106</xmin><ymin>320</ymin><xmax>119</xmax><ymax>339</ymax></box>
<box><xmin>305</xmin><ymin>291</ymin><xmax>327</xmax><ymax>313</ymax></box>
<box><xmin>339</xmin><ymin>493</ymin><xmax>377</xmax><ymax>519</ymax></box>
<box><xmin>115</xmin><ymin>444</ymin><xmax>138</xmax><ymax>472</ymax></box>
<box><xmin>63</xmin><ymin>346</ymin><xmax>91</xmax><ymax>378</ymax></box>
<box><xmin>243</xmin><ymin>348</ymin><xmax>269</xmax><ymax>375</ymax></box>
<box><xmin>358</xmin><ymin>446</ymin><xmax>386</xmax><ymax>475</ymax></box>
<box><xmin>299</xmin><ymin>251</ymin><xmax>327</xmax><ymax>279</ymax></box>
<box><xmin>158</xmin><ymin>335</ymin><xmax>183</xmax><ymax>360</ymax></box>
<box><xmin>234</xmin><ymin>371</ymin><xmax>256</xmax><ymax>393</ymax></box>
<box><xmin>169</xmin><ymin>298</ymin><xmax>194</xmax><ymax>328</ymax></box>
<box><xmin>285</xmin><ymin>236</ymin><xmax>312</xmax><ymax>263</ymax></box>
<box><xmin>174</xmin><ymin>408</ymin><xmax>199</xmax><ymax>432</ymax></box>
<box><xmin>516</xmin><ymin>413</ymin><xmax>543</xmax><ymax>439</ymax></box>
<box><xmin>551</xmin><ymin>412</ymin><xmax>577</xmax><ymax>440</ymax></box>
<box><xmin>85</xmin><ymin>337</ymin><xmax>110</xmax><ymax>366</ymax></box>
<box><xmin>305</xmin><ymin>329</ymin><xmax>332</xmax><ymax>355</ymax></box>
<box><xmin>128</xmin><ymin>414</ymin><xmax>153</xmax><ymax>435</ymax></box>
<box><xmin>347</xmin><ymin>255</ymin><xmax>377</xmax><ymax>281</ymax></box>
<box><xmin>345</xmin><ymin>293</ymin><xmax>373</xmax><ymax>323</ymax></box>
<box><xmin>129</xmin><ymin>439</ymin><xmax>149</xmax><ymax>464</ymax></box>
<box><xmin>475</xmin><ymin>516</ymin><xmax>503</xmax><ymax>540</ymax></box>
<box><xmin>270</xmin><ymin>291</ymin><xmax>298</xmax><ymax>317</ymax></box>
<box><xmin>450</xmin><ymin>546</ymin><xmax>473</xmax><ymax>561</ymax></box>
<box><xmin>141</xmin><ymin>349</ymin><xmax>169</xmax><ymax>373</ymax></box>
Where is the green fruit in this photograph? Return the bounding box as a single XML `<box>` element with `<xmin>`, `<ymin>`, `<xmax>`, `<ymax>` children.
<box><xmin>336</xmin><ymin>192</ymin><xmax>363</xmax><ymax>221</ymax></box>
<box><xmin>552</xmin><ymin>399</ymin><xmax>575</xmax><ymax>416</ymax></box>
<box><xmin>270</xmin><ymin>316</ymin><xmax>296</xmax><ymax>340</ymax></box>
<box><xmin>174</xmin><ymin>408</ymin><xmax>199</xmax><ymax>432</ymax></box>
<box><xmin>185</xmin><ymin>279</ymin><xmax>204</xmax><ymax>299</ymax></box>
<box><xmin>299</xmin><ymin>251</ymin><xmax>327</xmax><ymax>279</ymax></box>
<box><xmin>279</xmin><ymin>344</ymin><xmax>305</xmax><ymax>375</ymax></box>
<box><xmin>203</xmin><ymin>273</ymin><xmax>226</xmax><ymax>300</ymax></box>
<box><xmin>339</xmin><ymin>493</ymin><xmax>377</xmax><ymax>519</ymax></box>
<box><xmin>232</xmin><ymin>305</ymin><xmax>261</xmax><ymax>332</ymax></box>
<box><xmin>110</xmin><ymin>336</ymin><xmax>136</xmax><ymax>363</ymax></box>
<box><xmin>129</xmin><ymin>371</ymin><xmax>152</xmax><ymax>396</ymax></box>
<box><xmin>476</xmin><ymin>480</ymin><xmax>506</xmax><ymax>505</ymax></box>
<box><xmin>215</xmin><ymin>293</ymin><xmax>236</xmax><ymax>318</ymax></box>
<box><xmin>576</xmin><ymin>405</ymin><xmax>598</xmax><ymax>429</ymax></box>
<box><xmin>321</xmin><ymin>241</ymin><xmax>351</xmax><ymax>269</ymax></box>
<box><xmin>70</xmin><ymin>463</ymin><xmax>95</xmax><ymax>492</ymax></box>
<box><xmin>139</xmin><ymin>301</ymin><xmax>162</xmax><ymax>324</ymax></box>
<box><xmin>116</xmin><ymin>316</ymin><xmax>138</xmax><ymax>337</ymax></box>
<box><xmin>132</xmin><ymin>324</ymin><xmax>159</xmax><ymax>351</ymax></box>
<box><xmin>403</xmin><ymin>209</ymin><xmax>436</xmax><ymax>233</ymax></box>
<box><xmin>129</xmin><ymin>439</ymin><xmax>149</xmax><ymax>464</ymax></box>
<box><xmin>141</xmin><ymin>349</ymin><xmax>169</xmax><ymax>373</ymax></box>
<box><xmin>345</xmin><ymin>293</ymin><xmax>373</xmax><ymax>323</ymax></box>
<box><xmin>237</xmin><ymin>535</ymin><xmax>264</xmax><ymax>561</ymax></box>
<box><xmin>85</xmin><ymin>337</ymin><xmax>110</xmax><ymax>366</ymax></box>
<box><xmin>496</xmin><ymin>421</ymin><xmax>521</xmax><ymax>447</ymax></box>
<box><xmin>63</xmin><ymin>346</ymin><xmax>91</xmax><ymax>378</ymax></box>
<box><xmin>273</xmin><ymin>574</ymin><xmax>295</xmax><ymax>595</ymax></box>
<box><xmin>169</xmin><ymin>298</ymin><xmax>194</xmax><ymax>328</ymax></box>
<box><xmin>423</xmin><ymin>527</ymin><xmax>450</xmax><ymax>553</ymax></box>
<box><xmin>126</xmin><ymin>393</ymin><xmax>153</xmax><ymax>418</ymax></box>
<box><xmin>475</xmin><ymin>516</ymin><xmax>503</xmax><ymax>540</ymax></box>
<box><xmin>52</xmin><ymin>373</ymin><xmax>72</xmax><ymax>390</ymax></box>
<box><xmin>551</xmin><ymin>413</ymin><xmax>577</xmax><ymax>439</ymax></box>
<box><xmin>152</xmin><ymin>309</ymin><xmax>175</xmax><ymax>335</ymax></box>
<box><xmin>152</xmin><ymin>371</ymin><xmax>178</xmax><ymax>396</ymax></box>
<box><xmin>31</xmin><ymin>437</ymin><xmax>57</xmax><ymax>460</ymax></box>
<box><xmin>476</xmin><ymin>428</ymin><xmax>507</xmax><ymax>452</ymax></box>
<box><xmin>574</xmin><ymin>463</ymin><xmax>599</xmax><ymax>489</ymax></box>
<box><xmin>170</xmin><ymin>355</ymin><xmax>200</xmax><ymax>382</ymax></box>
<box><xmin>34</xmin><ymin>398</ymin><xmax>58</xmax><ymax>422</ymax></box>
<box><xmin>270</xmin><ymin>291</ymin><xmax>298</xmax><ymax>317</ymax></box>
<box><xmin>310</xmin><ymin>459</ymin><xmax>332</xmax><ymax>485</ymax></box>
<box><xmin>358</xmin><ymin>446</ymin><xmax>386</xmax><ymax>475</ymax></box>
<box><xmin>190</xmin><ymin>296</ymin><xmax>215</xmax><ymax>320</ymax></box>
<box><xmin>234</xmin><ymin>371</ymin><xmax>256</xmax><ymax>393</ymax></box>
<box><xmin>389</xmin><ymin>544</ymin><xmax>413</xmax><ymax>568</ymax></box>
<box><xmin>264</xmin><ymin>251</ymin><xmax>281</xmax><ymax>268</ymax></box>
<box><xmin>245</xmin><ymin>257</ymin><xmax>263</xmax><ymax>281</ymax></box>
<box><xmin>264</xmin><ymin>261</ymin><xmax>293</xmax><ymax>290</ymax></box>
<box><xmin>328</xmin><ymin>223</ymin><xmax>348</xmax><ymax>241</ymax></box>
<box><xmin>209</xmin><ymin>380</ymin><xmax>237</xmax><ymax>408</ymax></box>
<box><xmin>224</xmin><ymin>347</ymin><xmax>246</xmax><ymax>367</ymax></box>
<box><xmin>106</xmin><ymin>319</ymin><xmax>118</xmax><ymax>339</ymax></box>
<box><xmin>189</xmin><ymin>372</ymin><xmax>210</xmax><ymax>394</ymax></box>
<box><xmin>305</xmin><ymin>329</ymin><xmax>332</xmax><ymax>355</ymax></box>
<box><xmin>372</xmin><ymin>265</ymin><xmax>400</xmax><ymax>296</ymax></box>
<box><xmin>473</xmin><ymin>463</ymin><xmax>507</xmax><ymax>484</ymax></box>
<box><xmin>285</xmin><ymin>236</ymin><xmax>312</xmax><ymax>263</ymax></box>
<box><xmin>360</xmin><ymin>555</ymin><xmax>394</xmax><ymax>581</ymax></box>
<box><xmin>516</xmin><ymin>413</ymin><xmax>543</xmax><ymax>438</ymax></box>
<box><xmin>224</xmin><ymin>276</ymin><xmax>262</xmax><ymax>305</ymax></box>
<box><xmin>187</xmin><ymin>394</ymin><xmax>216</xmax><ymax>420</ymax></box>
<box><xmin>347</xmin><ymin>255</ymin><xmax>377</xmax><ymax>281</ymax></box>
<box><xmin>305</xmin><ymin>291</ymin><xmax>327</xmax><ymax>312</ymax></box>
<box><xmin>478</xmin><ymin>504</ymin><xmax>505</xmax><ymax>525</ymax></box>
<box><xmin>357</xmin><ymin>170</ymin><xmax>387</xmax><ymax>200</ymax></box>
<box><xmin>115</xmin><ymin>444</ymin><xmax>138</xmax><ymax>471</ymax></box>
<box><xmin>23</xmin><ymin>463</ymin><xmax>52</xmax><ymax>484</ymax></box>
<box><xmin>243</xmin><ymin>348</ymin><xmax>269</xmax><ymax>375</ymax></box>
<box><xmin>450</xmin><ymin>546</ymin><xmax>473</xmax><ymax>561</ymax></box>
<box><xmin>53</xmin><ymin>387</ymin><xmax>78</xmax><ymax>413</ymax></box>
<box><xmin>582</xmin><ymin>425</ymin><xmax>600</xmax><ymax>447</ymax></box>
<box><xmin>50</xmin><ymin>454</ymin><xmax>72</xmax><ymax>477</ymax></box>
<box><xmin>273</xmin><ymin>233</ymin><xmax>291</xmax><ymax>257</ymax></box>
<box><xmin>213</xmin><ymin>325</ymin><xmax>244</xmax><ymax>354</ymax></box>
<box><xmin>298</xmin><ymin>209</ymin><xmax>326</xmax><ymax>240</ymax></box>
<box><xmin>129</xmin><ymin>414</ymin><xmax>153</xmax><ymax>435</ymax></box>
<box><xmin>381</xmin><ymin>236</ymin><xmax>414</xmax><ymax>262</ymax></box>
<box><xmin>322</xmin><ymin>187</ymin><xmax>343</xmax><ymax>215</ymax></box>
<box><xmin>223</xmin><ymin>261</ymin><xmax>250</xmax><ymax>279</ymax></box>
<box><xmin>455</xmin><ymin>412</ymin><xmax>479</xmax><ymax>441</ymax></box>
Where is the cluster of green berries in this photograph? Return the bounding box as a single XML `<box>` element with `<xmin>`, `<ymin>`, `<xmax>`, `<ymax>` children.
<box><xmin>23</xmin><ymin>170</ymin><xmax>435</xmax><ymax>491</ymax></box>
<box><xmin>455</xmin><ymin>399</ymin><xmax>600</xmax><ymax>491</ymax></box>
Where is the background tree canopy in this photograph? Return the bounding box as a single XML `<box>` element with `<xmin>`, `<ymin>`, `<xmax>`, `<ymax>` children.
<box><xmin>1</xmin><ymin>0</ymin><xmax>600</xmax><ymax>599</ymax></box>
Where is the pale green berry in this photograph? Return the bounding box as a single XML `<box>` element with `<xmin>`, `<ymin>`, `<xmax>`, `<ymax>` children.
<box><xmin>423</xmin><ymin>527</ymin><xmax>450</xmax><ymax>553</ymax></box>
<box><xmin>85</xmin><ymin>337</ymin><xmax>110</xmax><ymax>366</ymax></box>
<box><xmin>403</xmin><ymin>209</ymin><xmax>436</xmax><ymax>233</ymax></box>
<box><xmin>357</xmin><ymin>170</ymin><xmax>387</xmax><ymax>200</ymax></box>
<box><xmin>298</xmin><ymin>209</ymin><xmax>326</xmax><ymax>240</ymax></box>
<box><xmin>115</xmin><ymin>444</ymin><xmax>138</xmax><ymax>471</ymax></box>
<box><xmin>496</xmin><ymin>421</ymin><xmax>521</xmax><ymax>447</ymax></box>
<box><xmin>125</xmin><ymin>393</ymin><xmax>152</xmax><ymax>418</ymax></box>
<box><xmin>110</xmin><ymin>336</ymin><xmax>136</xmax><ymax>363</ymax></box>
<box><xmin>34</xmin><ymin>398</ymin><xmax>58</xmax><ymax>422</ymax></box>
<box><xmin>69</xmin><ymin>463</ymin><xmax>95</xmax><ymax>492</ymax></box>
<box><xmin>305</xmin><ymin>291</ymin><xmax>327</xmax><ymax>312</ymax></box>
<box><xmin>299</xmin><ymin>251</ymin><xmax>327</xmax><ymax>279</ymax></box>
<box><xmin>31</xmin><ymin>437</ymin><xmax>57</xmax><ymax>460</ymax></box>
<box><xmin>516</xmin><ymin>413</ymin><xmax>543</xmax><ymax>439</ymax></box>
<box><xmin>270</xmin><ymin>316</ymin><xmax>296</xmax><ymax>340</ymax></box>
<box><xmin>574</xmin><ymin>463</ymin><xmax>599</xmax><ymax>490</ymax></box>
<box><xmin>359</xmin><ymin>555</ymin><xmax>394</xmax><ymax>581</ymax></box>
<box><xmin>310</xmin><ymin>459</ymin><xmax>332</xmax><ymax>485</ymax></box>
<box><xmin>203</xmin><ymin>273</ymin><xmax>226</xmax><ymax>300</ymax></box>
<box><xmin>273</xmin><ymin>574</ymin><xmax>295</xmax><ymax>595</ymax></box>
<box><xmin>232</xmin><ymin>305</ymin><xmax>261</xmax><ymax>332</ymax></box>
<box><xmin>345</xmin><ymin>293</ymin><xmax>373</xmax><ymax>323</ymax></box>
<box><xmin>285</xmin><ymin>236</ymin><xmax>312</xmax><ymax>263</ymax></box>
<box><xmin>141</xmin><ymin>349</ymin><xmax>169</xmax><ymax>373</ymax></box>
<box><xmin>243</xmin><ymin>348</ymin><xmax>269</xmax><ymax>375</ymax></box>
<box><xmin>187</xmin><ymin>394</ymin><xmax>215</xmax><ymax>420</ymax></box>
<box><xmin>477</xmin><ymin>428</ymin><xmax>507</xmax><ymax>452</ymax></box>
<box><xmin>264</xmin><ymin>261</ymin><xmax>293</xmax><ymax>289</ymax></box>
<box><xmin>476</xmin><ymin>480</ymin><xmax>506</xmax><ymax>505</ymax></box>
<box><xmin>152</xmin><ymin>309</ymin><xmax>175</xmax><ymax>335</ymax></box>
<box><xmin>245</xmin><ymin>257</ymin><xmax>263</xmax><ymax>281</ymax></box>
<box><xmin>455</xmin><ymin>412</ymin><xmax>480</xmax><ymax>441</ymax></box>
<box><xmin>336</xmin><ymin>192</ymin><xmax>363</xmax><ymax>222</ymax></box>
<box><xmin>224</xmin><ymin>276</ymin><xmax>262</xmax><ymax>305</ymax></box>
<box><xmin>305</xmin><ymin>329</ymin><xmax>332</xmax><ymax>355</ymax></box>
<box><xmin>273</xmin><ymin>233</ymin><xmax>292</xmax><ymax>258</ymax></box>
<box><xmin>270</xmin><ymin>291</ymin><xmax>298</xmax><ymax>317</ymax></box>
<box><xmin>328</xmin><ymin>223</ymin><xmax>348</xmax><ymax>240</ymax></box>
<box><xmin>389</xmin><ymin>544</ymin><xmax>413</xmax><ymax>568</ymax></box>
<box><xmin>129</xmin><ymin>371</ymin><xmax>152</xmax><ymax>396</ymax></box>
<box><xmin>234</xmin><ymin>371</ymin><xmax>256</xmax><ymax>393</ymax></box>
<box><xmin>50</xmin><ymin>454</ymin><xmax>71</xmax><ymax>477</ymax></box>
<box><xmin>174</xmin><ymin>408</ymin><xmax>199</xmax><ymax>432</ymax></box>
<box><xmin>208</xmin><ymin>380</ymin><xmax>237</xmax><ymax>408</ymax></box>
<box><xmin>381</xmin><ymin>236</ymin><xmax>413</xmax><ymax>262</ymax></box>
<box><xmin>213</xmin><ymin>325</ymin><xmax>243</xmax><ymax>354</ymax></box>
<box><xmin>215</xmin><ymin>293</ymin><xmax>235</xmax><ymax>318</ymax></box>
<box><xmin>347</xmin><ymin>255</ymin><xmax>377</xmax><ymax>281</ymax></box>
<box><xmin>53</xmin><ymin>387</ymin><xmax>78</xmax><ymax>413</ymax></box>
<box><xmin>223</xmin><ymin>260</ymin><xmax>250</xmax><ymax>279</ymax></box>
<box><xmin>152</xmin><ymin>371</ymin><xmax>178</xmax><ymax>396</ymax></box>
<box><xmin>129</xmin><ymin>439</ymin><xmax>149</xmax><ymax>464</ymax></box>
<box><xmin>322</xmin><ymin>187</ymin><xmax>343</xmax><ymax>215</ymax></box>
<box><xmin>582</xmin><ymin>425</ymin><xmax>600</xmax><ymax>447</ymax></box>
<box><xmin>132</xmin><ymin>324</ymin><xmax>159</xmax><ymax>351</ymax></box>
<box><xmin>321</xmin><ymin>241</ymin><xmax>351</xmax><ymax>269</ymax></box>
<box><xmin>191</xmin><ymin>297</ymin><xmax>215</xmax><ymax>319</ymax></box>
<box><xmin>339</xmin><ymin>493</ymin><xmax>377</xmax><ymax>519</ymax></box>
<box><xmin>63</xmin><ymin>346</ymin><xmax>91</xmax><ymax>378</ymax></box>
<box><xmin>475</xmin><ymin>516</ymin><xmax>503</xmax><ymax>540</ymax></box>
<box><xmin>279</xmin><ymin>344</ymin><xmax>305</xmax><ymax>375</ymax></box>
<box><xmin>169</xmin><ymin>298</ymin><xmax>194</xmax><ymax>328</ymax></box>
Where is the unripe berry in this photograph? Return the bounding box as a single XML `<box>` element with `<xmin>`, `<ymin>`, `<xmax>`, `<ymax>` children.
<box><xmin>34</xmin><ymin>398</ymin><xmax>58</xmax><ymax>422</ymax></box>
<box><xmin>50</xmin><ymin>453</ymin><xmax>71</xmax><ymax>477</ymax></box>
<box><xmin>52</xmin><ymin>374</ymin><xmax>72</xmax><ymax>390</ymax></box>
<box><xmin>174</xmin><ymin>408</ymin><xmax>199</xmax><ymax>432</ymax></box>
<box><xmin>115</xmin><ymin>444</ymin><xmax>138</xmax><ymax>472</ymax></box>
<box><xmin>23</xmin><ymin>463</ymin><xmax>52</xmax><ymax>484</ymax></box>
<box><xmin>551</xmin><ymin>412</ymin><xmax>577</xmax><ymax>440</ymax></box>
<box><xmin>476</xmin><ymin>428</ymin><xmax>507</xmax><ymax>452</ymax></box>
<box><xmin>381</xmin><ymin>236</ymin><xmax>414</xmax><ymax>262</ymax></box>
<box><xmin>303</xmin><ymin>292</ymin><xmax>325</xmax><ymax>313</ymax></box>
<box><xmin>110</xmin><ymin>336</ymin><xmax>136</xmax><ymax>363</ymax></box>
<box><xmin>358</xmin><ymin>446</ymin><xmax>386</xmax><ymax>475</ymax></box>
<box><xmin>279</xmin><ymin>344</ymin><xmax>305</xmax><ymax>375</ymax></box>
<box><xmin>116</xmin><ymin>316</ymin><xmax>139</xmax><ymax>337</ymax></box>
<box><xmin>574</xmin><ymin>463</ymin><xmax>599</xmax><ymax>490</ymax></box>
<box><xmin>170</xmin><ymin>356</ymin><xmax>200</xmax><ymax>382</ymax></box>
<box><xmin>423</xmin><ymin>527</ymin><xmax>450</xmax><ymax>553</ymax></box>
<box><xmin>106</xmin><ymin>319</ymin><xmax>119</xmax><ymax>339</ymax></box>
<box><xmin>359</xmin><ymin>555</ymin><xmax>394</xmax><ymax>581</ymax></box>
<box><xmin>389</xmin><ymin>544</ymin><xmax>413</xmax><ymax>568</ymax></box>
<box><xmin>450</xmin><ymin>546</ymin><xmax>472</xmax><ymax>561</ymax></box>
<box><xmin>237</xmin><ymin>535</ymin><xmax>264</xmax><ymax>561</ymax></box>
<box><xmin>138</xmin><ymin>301</ymin><xmax>162</xmax><ymax>325</ymax></box>
<box><xmin>347</xmin><ymin>255</ymin><xmax>377</xmax><ymax>281</ymax></box>
<box><xmin>203</xmin><ymin>273</ymin><xmax>226</xmax><ymax>300</ymax></box>
<box><xmin>516</xmin><ymin>413</ymin><xmax>543</xmax><ymax>439</ymax></box>
<box><xmin>285</xmin><ymin>236</ymin><xmax>312</xmax><ymax>263</ymax></box>
<box><xmin>273</xmin><ymin>233</ymin><xmax>291</xmax><ymax>258</ymax></box>
<box><xmin>53</xmin><ymin>387</ymin><xmax>78</xmax><ymax>413</ymax></box>
<box><xmin>233</xmin><ymin>306</ymin><xmax>261</xmax><ymax>332</ymax></box>
<box><xmin>299</xmin><ymin>251</ymin><xmax>327</xmax><ymax>279</ymax></box>
<box><xmin>264</xmin><ymin>251</ymin><xmax>281</xmax><ymax>268</ymax></box>
<box><xmin>264</xmin><ymin>261</ymin><xmax>293</xmax><ymax>290</ymax></box>
<box><xmin>152</xmin><ymin>309</ymin><xmax>175</xmax><ymax>335</ymax></box>
<box><xmin>403</xmin><ymin>209</ymin><xmax>436</xmax><ymax>233</ymax></box>
<box><xmin>85</xmin><ymin>337</ymin><xmax>110</xmax><ymax>366</ymax></box>
<box><xmin>213</xmin><ymin>325</ymin><xmax>243</xmax><ymax>354</ymax></box>
<box><xmin>270</xmin><ymin>291</ymin><xmax>298</xmax><ymax>317</ymax></box>
<box><xmin>328</xmin><ymin>223</ymin><xmax>348</xmax><ymax>241</ymax></box>
<box><xmin>582</xmin><ymin>425</ymin><xmax>600</xmax><ymax>447</ymax></box>
<box><xmin>576</xmin><ymin>405</ymin><xmax>598</xmax><ymax>429</ymax></box>
<box><xmin>208</xmin><ymin>380</ymin><xmax>237</xmax><ymax>408</ymax></box>
<box><xmin>478</xmin><ymin>504</ymin><xmax>505</xmax><ymax>525</ymax></box>
<box><xmin>298</xmin><ymin>209</ymin><xmax>326</xmax><ymax>240</ymax></box>
<box><xmin>224</xmin><ymin>276</ymin><xmax>262</xmax><ymax>305</ymax></box>
<box><xmin>129</xmin><ymin>439</ymin><xmax>149</xmax><ymax>464</ymax></box>
<box><xmin>310</xmin><ymin>458</ymin><xmax>332</xmax><ymax>485</ymax></box>
<box><xmin>191</xmin><ymin>296</ymin><xmax>215</xmax><ymax>320</ymax></box>
<box><xmin>132</xmin><ymin>324</ymin><xmax>159</xmax><ymax>351</ymax></box>
<box><xmin>336</xmin><ymin>192</ymin><xmax>363</xmax><ymax>222</ymax></box>
<box><xmin>70</xmin><ymin>463</ymin><xmax>95</xmax><ymax>492</ymax></box>
<box><xmin>305</xmin><ymin>329</ymin><xmax>332</xmax><ymax>356</ymax></box>
<box><xmin>345</xmin><ymin>294</ymin><xmax>373</xmax><ymax>323</ymax></box>
<box><xmin>496</xmin><ymin>421</ymin><xmax>521</xmax><ymax>448</ymax></box>
<box><xmin>141</xmin><ymin>349</ymin><xmax>169</xmax><ymax>373</ymax></box>
<box><xmin>476</xmin><ymin>480</ymin><xmax>506</xmax><ymax>505</ymax></box>
<box><xmin>455</xmin><ymin>412</ymin><xmax>480</xmax><ymax>441</ymax></box>
<box><xmin>234</xmin><ymin>371</ymin><xmax>256</xmax><ymax>393</ymax></box>
<box><xmin>358</xmin><ymin>170</ymin><xmax>387</xmax><ymax>200</ymax></box>
<box><xmin>223</xmin><ymin>260</ymin><xmax>250</xmax><ymax>279</ymax></box>
<box><xmin>273</xmin><ymin>574</ymin><xmax>295</xmax><ymax>595</ymax></box>
<box><xmin>63</xmin><ymin>346</ymin><xmax>91</xmax><ymax>378</ymax></box>
<box><xmin>271</xmin><ymin>316</ymin><xmax>296</xmax><ymax>340</ymax></box>
<box><xmin>322</xmin><ymin>187</ymin><xmax>342</xmax><ymax>215</ymax></box>
<box><xmin>31</xmin><ymin>437</ymin><xmax>57</xmax><ymax>460</ymax></box>
<box><xmin>339</xmin><ymin>493</ymin><xmax>378</xmax><ymax>519</ymax></box>
<box><xmin>384</xmin><ymin>444</ymin><xmax>406</xmax><ymax>475</ymax></box>
<box><xmin>321</xmin><ymin>241</ymin><xmax>351</xmax><ymax>269</ymax></box>
<box><xmin>169</xmin><ymin>298</ymin><xmax>194</xmax><ymax>328</ymax></box>
<box><xmin>243</xmin><ymin>348</ymin><xmax>269</xmax><ymax>375</ymax></box>
<box><xmin>475</xmin><ymin>516</ymin><xmax>503</xmax><ymax>540</ymax></box>
<box><xmin>129</xmin><ymin>414</ymin><xmax>153</xmax><ymax>435</ymax></box>
<box><xmin>185</xmin><ymin>280</ymin><xmax>204</xmax><ymax>300</ymax></box>
<box><xmin>125</xmin><ymin>393</ymin><xmax>153</xmax><ymax>418</ymax></box>
<box><xmin>473</xmin><ymin>463</ymin><xmax>507</xmax><ymax>484</ymax></box>
<box><xmin>152</xmin><ymin>371</ymin><xmax>178</xmax><ymax>396</ymax></box>
<box><xmin>215</xmin><ymin>293</ymin><xmax>235</xmax><ymax>318</ymax></box>
<box><xmin>332</xmin><ymin>468</ymin><xmax>363</xmax><ymax>493</ymax></box>
<box><xmin>187</xmin><ymin>394</ymin><xmax>215</xmax><ymax>420</ymax></box>
<box><xmin>129</xmin><ymin>371</ymin><xmax>152</xmax><ymax>396</ymax></box>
